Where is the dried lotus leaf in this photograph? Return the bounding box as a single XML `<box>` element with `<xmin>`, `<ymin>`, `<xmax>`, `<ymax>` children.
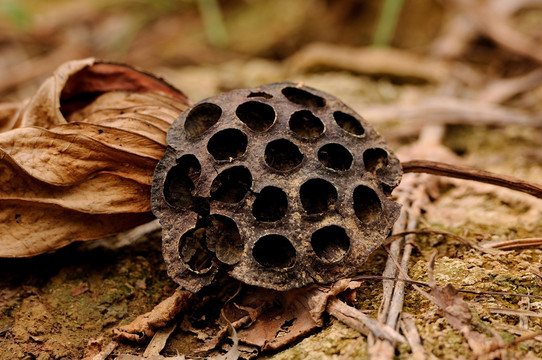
<box><xmin>0</xmin><ymin>58</ymin><xmax>189</xmax><ymax>257</ymax></box>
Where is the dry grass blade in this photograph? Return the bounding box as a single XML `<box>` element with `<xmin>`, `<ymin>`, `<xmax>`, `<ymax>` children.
<box><xmin>493</xmin><ymin>323</ymin><xmax>542</xmax><ymax>342</ymax></box>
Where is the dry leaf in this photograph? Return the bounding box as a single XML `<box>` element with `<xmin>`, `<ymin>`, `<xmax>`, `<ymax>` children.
<box><xmin>113</xmin><ymin>288</ymin><xmax>194</xmax><ymax>343</ymax></box>
<box><xmin>428</xmin><ymin>254</ymin><xmax>496</xmax><ymax>357</ymax></box>
<box><xmin>0</xmin><ymin>58</ymin><xmax>190</xmax><ymax>257</ymax></box>
<box><xmin>236</xmin><ymin>279</ymin><xmax>360</xmax><ymax>351</ymax></box>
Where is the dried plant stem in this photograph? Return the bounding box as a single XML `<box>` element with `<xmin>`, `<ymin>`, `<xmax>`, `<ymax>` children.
<box><xmin>402</xmin><ymin>160</ymin><xmax>542</xmax><ymax>199</ymax></box>
<box><xmin>361</xmin><ymin>98</ymin><xmax>540</xmax><ymax>127</ymax></box>
<box><xmin>369</xmin><ymin>125</ymin><xmax>444</xmax><ymax>359</ymax></box>
<box><xmin>477</xmin><ymin>68</ymin><xmax>542</xmax><ymax>104</ymax></box>
<box><xmin>386</xmin><ymin>229</ymin><xmax>505</xmax><ymax>255</ymax></box>
<box><xmin>482</xmin><ymin>237</ymin><xmax>542</xmax><ymax>250</ymax></box>
<box><xmin>400</xmin><ymin>313</ymin><xmax>427</xmax><ymax>360</ymax></box>
<box><xmin>89</xmin><ymin>341</ymin><xmax>117</xmax><ymax>360</ymax></box>
<box><xmin>488</xmin><ymin>308</ymin><xmax>542</xmax><ymax>318</ymax></box>
<box><xmin>327</xmin><ymin>298</ymin><xmax>405</xmax><ymax>343</ymax></box>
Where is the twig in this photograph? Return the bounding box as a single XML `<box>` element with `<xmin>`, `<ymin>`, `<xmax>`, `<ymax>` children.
<box><xmin>477</xmin><ymin>69</ymin><xmax>542</xmax><ymax>104</ymax></box>
<box><xmin>482</xmin><ymin>237</ymin><xmax>542</xmax><ymax>250</ymax></box>
<box><xmin>327</xmin><ymin>297</ymin><xmax>405</xmax><ymax>344</ymax></box>
<box><xmin>430</xmin><ymin>13</ymin><xmax>478</xmax><ymax>59</ymax></box>
<box><xmin>402</xmin><ymin>160</ymin><xmax>542</xmax><ymax>199</ymax></box>
<box><xmin>400</xmin><ymin>313</ymin><xmax>427</xmax><ymax>360</ymax></box>
<box><xmin>493</xmin><ymin>323</ymin><xmax>542</xmax><ymax>342</ymax></box>
<box><xmin>360</xmin><ymin>98</ymin><xmax>540</xmax><ymax>127</ymax></box>
<box><xmin>90</xmin><ymin>341</ymin><xmax>117</xmax><ymax>360</ymax></box>
<box><xmin>353</xmin><ymin>275</ymin><xmax>542</xmax><ymax>300</ymax></box>
<box><xmin>369</xmin><ymin>124</ymin><xmax>447</xmax><ymax>359</ymax></box>
<box><xmin>287</xmin><ymin>43</ymin><xmax>450</xmax><ymax>83</ymax></box>
<box><xmin>488</xmin><ymin>308</ymin><xmax>542</xmax><ymax>318</ymax></box>
<box><xmin>386</xmin><ymin>229</ymin><xmax>506</xmax><ymax>255</ymax></box>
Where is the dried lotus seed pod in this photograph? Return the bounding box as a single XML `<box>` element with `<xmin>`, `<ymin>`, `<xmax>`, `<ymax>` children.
<box><xmin>151</xmin><ymin>82</ymin><xmax>402</xmax><ymax>292</ymax></box>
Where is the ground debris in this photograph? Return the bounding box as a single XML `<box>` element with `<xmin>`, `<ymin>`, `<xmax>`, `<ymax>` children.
<box><xmin>114</xmin><ymin>289</ymin><xmax>194</xmax><ymax>343</ymax></box>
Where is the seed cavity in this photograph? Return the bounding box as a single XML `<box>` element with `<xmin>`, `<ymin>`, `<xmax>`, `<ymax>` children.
<box><xmin>265</xmin><ymin>139</ymin><xmax>303</xmax><ymax>171</ymax></box>
<box><xmin>210</xmin><ymin>166</ymin><xmax>252</xmax><ymax>203</ymax></box>
<box><xmin>318</xmin><ymin>143</ymin><xmax>353</xmax><ymax>171</ymax></box>
<box><xmin>363</xmin><ymin>148</ymin><xmax>389</xmax><ymax>173</ymax></box>
<box><xmin>236</xmin><ymin>101</ymin><xmax>276</xmax><ymax>132</ymax></box>
<box><xmin>163</xmin><ymin>155</ymin><xmax>201</xmax><ymax>209</ymax></box>
<box><xmin>333</xmin><ymin>111</ymin><xmax>365</xmax><ymax>136</ymax></box>
<box><xmin>207</xmin><ymin>128</ymin><xmax>248</xmax><ymax>161</ymax></box>
<box><xmin>282</xmin><ymin>87</ymin><xmax>326</xmax><ymax>107</ymax></box>
<box><xmin>253</xmin><ymin>235</ymin><xmax>296</xmax><ymax>268</ymax></box>
<box><xmin>300</xmin><ymin>178</ymin><xmax>337</xmax><ymax>215</ymax></box>
<box><xmin>311</xmin><ymin>226</ymin><xmax>350</xmax><ymax>262</ymax></box>
<box><xmin>184</xmin><ymin>103</ymin><xmax>222</xmax><ymax>137</ymax></box>
<box><xmin>353</xmin><ymin>185</ymin><xmax>382</xmax><ymax>223</ymax></box>
<box><xmin>252</xmin><ymin>186</ymin><xmax>288</xmax><ymax>222</ymax></box>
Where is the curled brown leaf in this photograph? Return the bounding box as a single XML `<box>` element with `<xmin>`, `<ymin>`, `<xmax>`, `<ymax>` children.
<box><xmin>0</xmin><ymin>58</ymin><xmax>190</xmax><ymax>257</ymax></box>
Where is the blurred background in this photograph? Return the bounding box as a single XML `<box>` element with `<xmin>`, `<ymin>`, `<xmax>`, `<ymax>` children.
<box><xmin>1</xmin><ymin>0</ymin><xmax>541</xmax><ymax>104</ymax></box>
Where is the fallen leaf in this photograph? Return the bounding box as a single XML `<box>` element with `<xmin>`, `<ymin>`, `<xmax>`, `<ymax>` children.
<box><xmin>236</xmin><ymin>279</ymin><xmax>361</xmax><ymax>351</ymax></box>
<box><xmin>428</xmin><ymin>253</ymin><xmax>496</xmax><ymax>357</ymax></box>
<box><xmin>113</xmin><ymin>288</ymin><xmax>194</xmax><ymax>343</ymax></box>
<box><xmin>70</xmin><ymin>282</ymin><xmax>90</xmax><ymax>296</ymax></box>
<box><xmin>0</xmin><ymin>58</ymin><xmax>190</xmax><ymax>257</ymax></box>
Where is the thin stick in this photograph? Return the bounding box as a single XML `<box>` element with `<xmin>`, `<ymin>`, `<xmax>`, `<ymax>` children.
<box><xmin>488</xmin><ymin>308</ymin><xmax>542</xmax><ymax>318</ymax></box>
<box><xmin>327</xmin><ymin>297</ymin><xmax>406</xmax><ymax>343</ymax></box>
<box><xmin>385</xmin><ymin>229</ymin><xmax>505</xmax><ymax>255</ymax></box>
<box><xmin>400</xmin><ymin>313</ymin><xmax>427</xmax><ymax>360</ymax></box>
<box><xmin>90</xmin><ymin>341</ymin><xmax>117</xmax><ymax>360</ymax></box>
<box><xmin>352</xmin><ymin>275</ymin><xmax>542</xmax><ymax>300</ymax></box>
<box><xmin>481</xmin><ymin>238</ymin><xmax>542</xmax><ymax>250</ymax></box>
<box><xmin>402</xmin><ymin>160</ymin><xmax>542</xmax><ymax>199</ymax></box>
